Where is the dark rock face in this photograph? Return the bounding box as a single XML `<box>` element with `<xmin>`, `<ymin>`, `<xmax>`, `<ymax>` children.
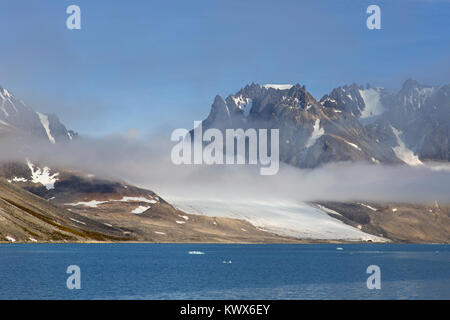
<box><xmin>321</xmin><ymin>79</ymin><xmax>450</xmax><ymax>163</ymax></box>
<box><xmin>196</xmin><ymin>79</ymin><xmax>449</xmax><ymax>168</ymax></box>
<box><xmin>196</xmin><ymin>83</ymin><xmax>401</xmax><ymax>168</ymax></box>
<box><xmin>378</xmin><ymin>80</ymin><xmax>450</xmax><ymax>161</ymax></box>
<box><xmin>320</xmin><ymin>83</ymin><xmax>366</xmax><ymax>117</ymax></box>
<box><xmin>316</xmin><ymin>201</ymin><xmax>450</xmax><ymax>243</ymax></box>
<box><xmin>403</xmin><ymin>84</ymin><xmax>449</xmax><ymax>161</ymax></box>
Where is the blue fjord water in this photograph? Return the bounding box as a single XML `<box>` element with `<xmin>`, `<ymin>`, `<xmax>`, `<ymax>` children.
<box><xmin>0</xmin><ymin>244</ymin><xmax>449</xmax><ymax>299</ymax></box>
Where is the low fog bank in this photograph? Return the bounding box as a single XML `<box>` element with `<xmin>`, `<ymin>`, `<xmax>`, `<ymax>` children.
<box><xmin>1</xmin><ymin>135</ymin><xmax>449</xmax><ymax>205</ymax></box>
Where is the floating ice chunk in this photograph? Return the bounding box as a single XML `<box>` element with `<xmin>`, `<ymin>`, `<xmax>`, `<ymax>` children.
<box><xmin>188</xmin><ymin>251</ymin><xmax>205</xmax><ymax>255</ymax></box>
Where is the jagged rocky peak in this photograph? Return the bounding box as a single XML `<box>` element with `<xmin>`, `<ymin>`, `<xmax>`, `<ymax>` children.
<box><xmin>196</xmin><ymin>79</ymin><xmax>449</xmax><ymax>167</ymax></box>
<box><xmin>289</xmin><ymin>84</ymin><xmax>320</xmax><ymax>108</ymax></box>
<box><xmin>205</xmin><ymin>82</ymin><xmax>314</xmax><ymax>126</ymax></box>
<box><xmin>252</xmin><ymin>83</ymin><xmax>323</xmax><ymax>119</ymax></box>
<box><xmin>206</xmin><ymin>95</ymin><xmax>233</xmax><ymax>125</ymax></box>
<box><xmin>236</xmin><ymin>82</ymin><xmax>266</xmax><ymax>99</ymax></box>
<box><xmin>0</xmin><ymin>85</ymin><xmax>12</xmax><ymax>98</ymax></box>
<box><xmin>204</xmin><ymin>81</ymin><xmax>358</xmax><ymax>126</ymax></box>
<box><xmin>430</xmin><ymin>84</ymin><xmax>450</xmax><ymax>113</ymax></box>
<box><xmin>320</xmin><ymin>83</ymin><xmax>366</xmax><ymax>117</ymax></box>
<box><xmin>397</xmin><ymin>78</ymin><xmax>436</xmax><ymax>111</ymax></box>
<box><xmin>321</xmin><ymin>83</ymin><xmax>389</xmax><ymax>120</ymax></box>
<box><xmin>401</xmin><ymin>78</ymin><xmax>425</xmax><ymax>90</ymax></box>
<box><xmin>0</xmin><ymin>83</ymin><xmax>76</xmax><ymax>143</ymax></box>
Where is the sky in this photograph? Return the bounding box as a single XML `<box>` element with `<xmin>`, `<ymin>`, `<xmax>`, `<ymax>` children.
<box><xmin>0</xmin><ymin>0</ymin><xmax>449</xmax><ymax>136</ymax></box>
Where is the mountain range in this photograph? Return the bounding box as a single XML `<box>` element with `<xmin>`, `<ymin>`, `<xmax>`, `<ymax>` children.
<box><xmin>199</xmin><ymin>80</ymin><xmax>449</xmax><ymax>168</ymax></box>
<box><xmin>0</xmin><ymin>80</ymin><xmax>449</xmax><ymax>243</ymax></box>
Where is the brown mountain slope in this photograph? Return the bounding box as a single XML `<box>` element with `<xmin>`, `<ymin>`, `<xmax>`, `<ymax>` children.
<box><xmin>0</xmin><ymin>179</ymin><xmax>128</xmax><ymax>242</ymax></box>
<box><xmin>0</xmin><ymin>178</ymin><xmax>303</xmax><ymax>243</ymax></box>
<box><xmin>2</xmin><ymin>161</ymin><xmax>449</xmax><ymax>243</ymax></box>
<box><xmin>315</xmin><ymin>201</ymin><xmax>450</xmax><ymax>243</ymax></box>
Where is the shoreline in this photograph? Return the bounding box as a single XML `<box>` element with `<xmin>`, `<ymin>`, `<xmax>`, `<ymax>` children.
<box><xmin>1</xmin><ymin>240</ymin><xmax>448</xmax><ymax>245</ymax></box>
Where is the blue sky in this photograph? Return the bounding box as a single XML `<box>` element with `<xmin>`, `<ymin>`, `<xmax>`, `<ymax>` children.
<box><xmin>0</xmin><ymin>0</ymin><xmax>449</xmax><ymax>136</ymax></box>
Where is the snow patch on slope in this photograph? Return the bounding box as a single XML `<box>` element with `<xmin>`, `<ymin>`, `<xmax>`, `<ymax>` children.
<box><xmin>415</xmin><ymin>87</ymin><xmax>435</xmax><ymax>109</ymax></box>
<box><xmin>305</xmin><ymin>119</ymin><xmax>325</xmax><ymax>148</ymax></box>
<box><xmin>359</xmin><ymin>89</ymin><xmax>385</xmax><ymax>118</ymax></box>
<box><xmin>359</xmin><ymin>203</ymin><xmax>378</xmax><ymax>211</ymax></box>
<box><xmin>263</xmin><ymin>84</ymin><xmax>294</xmax><ymax>90</ymax></box>
<box><xmin>65</xmin><ymin>200</ymin><xmax>108</xmax><ymax>208</ymax></box>
<box><xmin>403</xmin><ymin>87</ymin><xmax>435</xmax><ymax>109</ymax></box>
<box><xmin>343</xmin><ymin>140</ymin><xmax>362</xmax><ymax>151</ymax></box>
<box><xmin>12</xmin><ymin>177</ymin><xmax>27</xmax><ymax>182</ymax></box>
<box><xmin>118</xmin><ymin>196</ymin><xmax>157</xmax><ymax>204</ymax></box>
<box><xmin>169</xmin><ymin>198</ymin><xmax>387</xmax><ymax>241</ymax></box>
<box><xmin>0</xmin><ymin>118</ymin><xmax>10</xmax><ymax>127</ymax></box>
<box><xmin>0</xmin><ymin>104</ymin><xmax>8</xmax><ymax>118</ymax></box>
<box><xmin>27</xmin><ymin>160</ymin><xmax>59</xmax><ymax>190</ymax></box>
<box><xmin>65</xmin><ymin>196</ymin><xmax>157</xmax><ymax>208</ymax></box>
<box><xmin>391</xmin><ymin>126</ymin><xmax>423</xmax><ymax>166</ymax></box>
<box><xmin>231</xmin><ymin>95</ymin><xmax>253</xmax><ymax>117</ymax></box>
<box><xmin>131</xmin><ymin>206</ymin><xmax>151</xmax><ymax>214</ymax></box>
<box><xmin>316</xmin><ymin>204</ymin><xmax>342</xmax><ymax>216</ymax></box>
<box><xmin>36</xmin><ymin>112</ymin><xmax>56</xmax><ymax>144</ymax></box>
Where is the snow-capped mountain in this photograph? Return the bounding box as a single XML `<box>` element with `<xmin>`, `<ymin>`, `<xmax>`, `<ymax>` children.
<box><xmin>197</xmin><ymin>83</ymin><xmax>400</xmax><ymax>168</ymax></box>
<box><xmin>396</xmin><ymin>79</ymin><xmax>437</xmax><ymax>114</ymax></box>
<box><xmin>0</xmin><ymin>85</ymin><xmax>76</xmax><ymax>144</ymax></box>
<box><xmin>320</xmin><ymin>83</ymin><xmax>389</xmax><ymax>120</ymax></box>
<box><xmin>196</xmin><ymin>79</ymin><xmax>449</xmax><ymax>168</ymax></box>
<box><xmin>1</xmin><ymin>80</ymin><xmax>448</xmax><ymax>243</ymax></box>
<box><xmin>384</xmin><ymin>80</ymin><xmax>450</xmax><ymax>161</ymax></box>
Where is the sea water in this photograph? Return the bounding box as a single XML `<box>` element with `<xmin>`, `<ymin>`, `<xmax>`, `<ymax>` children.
<box><xmin>0</xmin><ymin>244</ymin><xmax>448</xmax><ymax>299</ymax></box>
